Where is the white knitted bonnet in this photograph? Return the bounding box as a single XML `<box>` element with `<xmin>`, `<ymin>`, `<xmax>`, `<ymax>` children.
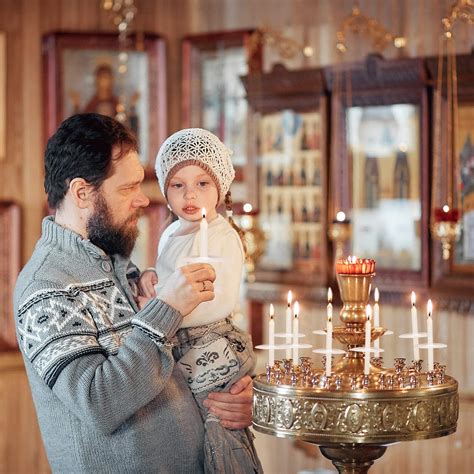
<box><xmin>155</xmin><ymin>128</ymin><xmax>235</xmax><ymax>202</ymax></box>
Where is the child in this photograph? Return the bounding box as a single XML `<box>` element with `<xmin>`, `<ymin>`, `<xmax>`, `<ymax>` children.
<box><xmin>139</xmin><ymin>128</ymin><xmax>263</xmax><ymax>474</ymax></box>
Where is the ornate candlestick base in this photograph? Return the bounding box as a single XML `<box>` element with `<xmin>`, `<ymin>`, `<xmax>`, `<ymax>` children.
<box><xmin>253</xmin><ymin>373</ymin><xmax>458</xmax><ymax>473</ymax></box>
<box><xmin>319</xmin><ymin>444</ymin><xmax>387</xmax><ymax>474</ymax></box>
<box><xmin>253</xmin><ymin>260</ymin><xmax>458</xmax><ymax>472</ymax></box>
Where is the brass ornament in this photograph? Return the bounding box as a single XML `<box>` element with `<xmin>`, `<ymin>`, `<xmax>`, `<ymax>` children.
<box><xmin>246</xmin><ymin>26</ymin><xmax>314</xmax><ymax>62</ymax></box>
<box><xmin>336</xmin><ymin>5</ymin><xmax>406</xmax><ymax>54</ymax></box>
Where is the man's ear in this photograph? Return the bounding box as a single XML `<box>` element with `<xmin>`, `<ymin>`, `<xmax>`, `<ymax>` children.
<box><xmin>69</xmin><ymin>178</ymin><xmax>95</xmax><ymax>209</ymax></box>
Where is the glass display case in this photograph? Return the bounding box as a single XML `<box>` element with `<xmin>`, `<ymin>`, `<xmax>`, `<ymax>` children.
<box><xmin>242</xmin><ymin>64</ymin><xmax>328</xmax><ymax>288</ymax></box>
<box><xmin>328</xmin><ymin>55</ymin><xmax>430</xmax><ymax>292</ymax></box>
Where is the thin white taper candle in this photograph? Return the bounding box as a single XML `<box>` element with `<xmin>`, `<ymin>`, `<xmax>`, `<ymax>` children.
<box><xmin>364</xmin><ymin>305</ymin><xmax>372</xmax><ymax>375</ymax></box>
<box><xmin>411</xmin><ymin>291</ymin><xmax>420</xmax><ymax>361</ymax></box>
<box><xmin>199</xmin><ymin>208</ymin><xmax>208</xmax><ymax>258</ymax></box>
<box><xmin>374</xmin><ymin>288</ymin><xmax>380</xmax><ymax>357</ymax></box>
<box><xmin>269</xmin><ymin>304</ymin><xmax>275</xmax><ymax>366</ymax></box>
<box><xmin>326</xmin><ymin>288</ymin><xmax>333</xmax><ymax>376</ymax></box>
<box><xmin>325</xmin><ymin>319</ymin><xmax>333</xmax><ymax>377</ymax></box>
<box><xmin>292</xmin><ymin>301</ymin><xmax>300</xmax><ymax>363</ymax></box>
<box><xmin>285</xmin><ymin>290</ymin><xmax>292</xmax><ymax>359</ymax></box>
<box><xmin>427</xmin><ymin>299</ymin><xmax>434</xmax><ymax>371</ymax></box>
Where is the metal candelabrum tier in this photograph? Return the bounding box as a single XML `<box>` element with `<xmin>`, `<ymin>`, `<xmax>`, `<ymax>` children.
<box><xmin>252</xmin><ymin>271</ymin><xmax>459</xmax><ymax>473</ymax></box>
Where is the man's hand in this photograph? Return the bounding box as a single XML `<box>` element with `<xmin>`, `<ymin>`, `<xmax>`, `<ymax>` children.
<box><xmin>158</xmin><ymin>263</ymin><xmax>215</xmax><ymax>316</ymax></box>
<box><xmin>138</xmin><ymin>269</ymin><xmax>158</xmax><ymax>298</ymax></box>
<box><xmin>203</xmin><ymin>375</ymin><xmax>253</xmax><ymax>429</ymax></box>
<box><xmin>136</xmin><ymin>295</ymin><xmax>153</xmax><ymax>310</ymax></box>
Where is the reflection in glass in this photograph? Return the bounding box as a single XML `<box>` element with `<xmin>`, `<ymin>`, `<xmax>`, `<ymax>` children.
<box><xmin>258</xmin><ymin>109</ymin><xmax>323</xmax><ymax>272</ymax></box>
<box><xmin>347</xmin><ymin>104</ymin><xmax>421</xmax><ymax>270</ymax></box>
<box><xmin>63</xmin><ymin>49</ymin><xmax>149</xmax><ymax>164</ymax></box>
<box><xmin>200</xmin><ymin>47</ymin><xmax>248</xmax><ymax>167</ymax></box>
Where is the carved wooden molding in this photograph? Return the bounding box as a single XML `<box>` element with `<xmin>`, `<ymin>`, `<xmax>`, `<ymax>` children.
<box><xmin>325</xmin><ymin>54</ymin><xmax>428</xmax><ymax>92</ymax></box>
<box><xmin>241</xmin><ymin>63</ymin><xmax>325</xmax><ymax>113</ymax></box>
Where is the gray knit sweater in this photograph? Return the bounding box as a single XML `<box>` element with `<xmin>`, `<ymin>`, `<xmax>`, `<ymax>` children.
<box><xmin>14</xmin><ymin>217</ymin><xmax>204</xmax><ymax>473</ymax></box>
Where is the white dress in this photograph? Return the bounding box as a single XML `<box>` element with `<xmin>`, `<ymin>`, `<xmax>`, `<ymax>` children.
<box><xmin>155</xmin><ymin>214</ymin><xmax>245</xmax><ymax>328</ymax></box>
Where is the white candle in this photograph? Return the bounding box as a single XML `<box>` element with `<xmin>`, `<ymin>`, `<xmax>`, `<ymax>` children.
<box><xmin>285</xmin><ymin>290</ymin><xmax>293</xmax><ymax>359</ymax></box>
<box><xmin>199</xmin><ymin>208</ymin><xmax>208</xmax><ymax>258</ymax></box>
<box><xmin>292</xmin><ymin>301</ymin><xmax>300</xmax><ymax>363</ymax></box>
<box><xmin>269</xmin><ymin>304</ymin><xmax>275</xmax><ymax>366</ymax></box>
<box><xmin>427</xmin><ymin>299</ymin><xmax>434</xmax><ymax>371</ymax></box>
<box><xmin>374</xmin><ymin>288</ymin><xmax>380</xmax><ymax>357</ymax></box>
<box><xmin>325</xmin><ymin>309</ymin><xmax>333</xmax><ymax>377</ymax></box>
<box><xmin>364</xmin><ymin>305</ymin><xmax>372</xmax><ymax>375</ymax></box>
<box><xmin>411</xmin><ymin>291</ymin><xmax>420</xmax><ymax>361</ymax></box>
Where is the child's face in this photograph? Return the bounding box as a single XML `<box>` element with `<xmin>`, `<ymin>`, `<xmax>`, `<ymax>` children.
<box><xmin>167</xmin><ymin>165</ymin><xmax>219</xmax><ymax>222</ymax></box>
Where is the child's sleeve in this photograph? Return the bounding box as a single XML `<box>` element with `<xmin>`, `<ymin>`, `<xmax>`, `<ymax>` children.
<box><xmin>156</xmin><ymin>220</ymin><xmax>180</xmax><ymax>264</ymax></box>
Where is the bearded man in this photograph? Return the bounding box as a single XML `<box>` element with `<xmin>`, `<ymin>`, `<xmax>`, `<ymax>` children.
<box><xmin>13</xmin><ymin>113</ymin><xmax>254</xmax><ymax>473</ymax></box>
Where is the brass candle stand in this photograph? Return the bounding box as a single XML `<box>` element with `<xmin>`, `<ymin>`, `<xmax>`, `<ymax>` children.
<box><xmin>236</xmin><ymin>206</ymin><xmax>266</xmax><ymax>283</ymax></box>
<box><xmin>431</xmin><ymin>220</ymin><xmax>461</xmax><ymax>260</ymax></box>
<box><xmin>328</xmin><ymin>220</ymin><xmax>351</xmax><ymax>262</ymax></box>
<box><xmin>253</xmin><ymin>270</ymin><xmax>459</xmax><ymax>473</ymax></box>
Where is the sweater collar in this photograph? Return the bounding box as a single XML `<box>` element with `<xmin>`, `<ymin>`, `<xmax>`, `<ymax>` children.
<box><xmin>40</xmin><ymin>216</ymin><xmax>111</xmax><ymax>261</ymax></box>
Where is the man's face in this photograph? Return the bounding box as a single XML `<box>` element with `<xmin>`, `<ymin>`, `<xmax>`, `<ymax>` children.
<box><xmin>86</xmin><ymin>149</ymin><xmax>149</xmax><ymax>257</ymax></box>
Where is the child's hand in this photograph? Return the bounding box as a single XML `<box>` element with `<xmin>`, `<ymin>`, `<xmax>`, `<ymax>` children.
<box><xmin>138</xmin><ymin>269</ymin><xmax>158</xmax><ymax>298</ymax></box>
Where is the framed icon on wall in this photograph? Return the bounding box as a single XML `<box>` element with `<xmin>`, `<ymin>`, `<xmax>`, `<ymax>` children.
<box><xmin>43</xmin><ymin>32</ymin><xmax>166</xmax><ymax>177</ymax></box>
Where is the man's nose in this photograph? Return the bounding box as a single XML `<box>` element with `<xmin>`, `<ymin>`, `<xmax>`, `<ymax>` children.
<box><xmin>134</xmin><ymin>189</ymin><xmax>150</xmax><ymax>208</ymax></box>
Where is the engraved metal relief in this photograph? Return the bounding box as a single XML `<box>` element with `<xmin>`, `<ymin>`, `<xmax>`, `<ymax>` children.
<box><xmin>253</xmin><ymin>380</ymin><xmax>458</xmax><ymax>443</ymax></box>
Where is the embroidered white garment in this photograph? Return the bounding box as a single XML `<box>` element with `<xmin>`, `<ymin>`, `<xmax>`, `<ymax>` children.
<box><xmin>155</xmin><ymin>215</ymin><xmax>244</xmax><ymax>328</ymax></box>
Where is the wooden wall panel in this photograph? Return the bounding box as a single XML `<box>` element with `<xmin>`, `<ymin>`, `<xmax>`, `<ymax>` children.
<box><xmin>0</xmin><ymin>353</ymin><xmax>50</xmax><ymax>474</ymax></box>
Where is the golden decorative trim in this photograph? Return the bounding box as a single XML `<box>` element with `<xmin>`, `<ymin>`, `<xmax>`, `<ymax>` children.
<box><xmin>253</xmin><ymin>376</ymin><xmax>458</xmax><ymax>444</ymax></box>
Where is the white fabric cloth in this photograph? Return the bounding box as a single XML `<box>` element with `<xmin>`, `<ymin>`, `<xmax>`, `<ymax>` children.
<box><xmin>155</xmin><ymin>215</ymin><xmax>244</xmax><ymax>328</ymax></box>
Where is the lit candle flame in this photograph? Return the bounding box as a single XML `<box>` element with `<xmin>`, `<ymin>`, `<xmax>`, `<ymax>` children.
<box><xmin>442</xmin><ymin>204</ymin><xmax>450</xmax><ymax>213</ymax></box>
<box><xmin>327</xmin><ymin>287</ymin><xmax>332</xmax><ymax>303</ymax></box>
<box><xmin>366</xmin><ymin>304</ymin><xmax>372</xmax><ymax>321</ymax></box>
<box><xmin>287</xmin><ymin>290</ymin><xmax>293</xmax><ymax>306</ymax></box>
<box><xmin>201</xmin><ymin>207</ymin><xmax>206</xmax><ymax>219</ymax></box>
<box><xmin>411</xmin><ymin>291</ymin><xmax>416</xmax><ymax>306</ymax></box>
<box><xmin>336</xmin><ymin>211</ymin><xmax>346</xmax><ymax>222</ymax></box>
<box><xmin>427</xmin><ymin>299</ymin><xmax>433</xmax><ymax>317</ymax></box>
<box><xmin>294</xmin><ymin>301</ymin><xmax>300</xmax><ymax>317</ymax></box>
<box><xmin>243</xmin><ymin>203</ymin><xmax>253</xmax><ymax>213</ymax></box>
<box><xmin>269</xmin><ymin>303</ymin><xmax>274</xmax><ymax>318</ymax></box>
<box><xmin>374</xmin><ymin>287</ymin><xmax>379</xmax><ymax>303</ymax></box>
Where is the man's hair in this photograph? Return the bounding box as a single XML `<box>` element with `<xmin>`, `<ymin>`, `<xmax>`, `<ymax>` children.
<box><xmin>44</xmin><ymin>113</ymin><xmax>138</xmax><ymax>209</ymax></box>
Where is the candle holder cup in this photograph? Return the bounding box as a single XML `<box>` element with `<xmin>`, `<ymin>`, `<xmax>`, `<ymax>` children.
<box><xmin>336</xmin><ymin>272</ymin><xmax>374</xmax><ymax>326</ymax></box>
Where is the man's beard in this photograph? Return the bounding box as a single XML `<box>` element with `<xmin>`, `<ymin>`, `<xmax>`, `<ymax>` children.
<box><xmin>87</xmin><ymin>192</ymin><xmax>141</xmax><ymax>258</ymax></box>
